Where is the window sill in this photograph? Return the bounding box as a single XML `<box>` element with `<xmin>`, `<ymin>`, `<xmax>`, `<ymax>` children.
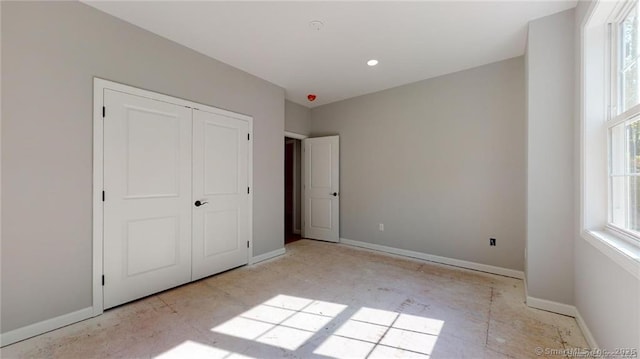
<box><xmin>582</xmin><ymin>230</ymin><xmax>640</xmax><ymax>279</ymax></box>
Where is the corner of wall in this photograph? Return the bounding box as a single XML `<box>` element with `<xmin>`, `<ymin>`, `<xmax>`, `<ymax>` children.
<box><xmin>284</xmin><ymin>100</ymin><xmax>311</xmax><ymax>137</ymax></box>
<box><xmin>525</xmin><ymin>7</ymin><xmax>576</xmax><ymax>306</ymax></box>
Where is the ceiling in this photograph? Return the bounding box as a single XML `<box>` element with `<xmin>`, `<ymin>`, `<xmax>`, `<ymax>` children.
<box><xmin>84</xmin><ymin>1</ymin><xmax>577</xmax><ymax>108</ymax></box>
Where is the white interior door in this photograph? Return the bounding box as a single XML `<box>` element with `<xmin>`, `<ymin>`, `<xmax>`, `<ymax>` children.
<box><xmin>192</xmin><ymin>109</ymin><xmax>249</xmax><ymax>280</ymax></box>
<box><xmin>303</xmin><ymin>136</ymin><xmax>340</xmax><ymax>242</ymax></box>
<box><xmin>103</xmin><ymin>90</ymin><xmax>192</xmax><ymax>309</ymax></box>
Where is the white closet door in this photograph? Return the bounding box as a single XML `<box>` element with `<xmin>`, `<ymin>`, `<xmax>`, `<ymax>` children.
<box><xmin>303</xmin><ymin>136</ymin><xmax>340</xmax><ymax>242</ymax></box>
<box><xmin>192</xmin><ymin>109</ymin><xmax>249</xmax><ymax>281</ymax></box>
<box><xmin>103</xmin><ymin>89</ymin><xmax>192</xmax><ymax>309</ymax></box>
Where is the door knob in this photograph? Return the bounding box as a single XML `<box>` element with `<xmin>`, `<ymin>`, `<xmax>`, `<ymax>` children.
<box><xmin>194</xmin><ymin>200</ymin><xmax>208</xmax><ymax>207</ymax></box>
<box><xmin>332</xmin><ymin>192</ymin><xmax>338</xmax><ymax>197</ymax></box>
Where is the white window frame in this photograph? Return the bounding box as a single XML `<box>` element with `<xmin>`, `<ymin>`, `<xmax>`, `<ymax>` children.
<box><xmin>606</xmin><ymin>0</ymin><xmax>640</xmax><ymax>245</ymax></box>
<box><xmin>582</xmin><ymin>0</ymin><xmax>640</xmax><ymax>280</ymax></box>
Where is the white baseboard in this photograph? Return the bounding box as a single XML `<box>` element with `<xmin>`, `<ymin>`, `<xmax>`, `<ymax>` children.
<box><xmin>338</xmin><ymin>238</ymin><xmax>599</xmax><ymax>349</ymax></box>
<box><xmin>339</xmin><ymin>238</ymin><xmax>524</xmax><ymax>279</ymax></box>
<box><xmin>250</xmin><ymin>247</ymin><xmax>286</xmax><ymax>265</ymax></box>
<box><xmin>574</xmin><ymin>309</ymin><xmax>598</xmax><ymax>349</ymax></box>
<box><xmin>526</xmin><ymin>296</ymin><xmax>577</xmax><ymax>317</ymax></box>
<box><xmin>293</xmin><ymin>228</ymin><xmax>301</xmax><ymax>235</ymax></box>
<box><xmin>0</xmin><ymin>307</ymin><xmax>93</xmax><ymax>347</ymax></box>
<box><xmin>525</xmin><ymin>297</ymin><xmax>598</xmax><ymax>349</ymax></box>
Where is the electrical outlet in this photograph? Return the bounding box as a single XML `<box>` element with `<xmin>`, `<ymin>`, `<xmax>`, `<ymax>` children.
<box><xmin>379</xmin><ymin>223</ymin><xmax>384</xmax><ymax>231</ymax></box>
<box><xmin>490</xmin><ymin>238</ymin><xmax>496</xmax><ymax>246</ymax></box>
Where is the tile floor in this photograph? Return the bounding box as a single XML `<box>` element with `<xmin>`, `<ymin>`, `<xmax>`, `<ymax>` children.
<box><xmin>1</xmin><ymin>240</ymin><xmax>588</xmax><ymax>358</ymax></box>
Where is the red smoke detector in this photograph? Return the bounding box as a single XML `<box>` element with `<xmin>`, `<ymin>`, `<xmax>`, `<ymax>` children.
<box><xmin>307</xmin><ymin>94</ymin><xmax>317</xmax><ymax>102</ymax></box>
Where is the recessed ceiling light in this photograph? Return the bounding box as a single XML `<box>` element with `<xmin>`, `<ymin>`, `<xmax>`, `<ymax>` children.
<box><xmin>367</xmin><ymin>59</ymin><xmax>379</xmax><ymax>66</ymax></box>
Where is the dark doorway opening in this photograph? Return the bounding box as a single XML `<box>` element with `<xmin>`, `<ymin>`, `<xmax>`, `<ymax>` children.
<box><xmin>285</xmin><ymin>138</ymin><xmax>302</xmax><ymax>244</ymax></box>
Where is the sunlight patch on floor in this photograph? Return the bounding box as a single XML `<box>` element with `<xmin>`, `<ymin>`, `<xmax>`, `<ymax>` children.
<box><xmin>211</xmin><ymin>294</ymin><xmax>347</xmax><ymax>351</ymax></box>
<box><xmin>314</xmin><ymin>307</ymin><xmax>443</xmax><ymax>357</ymax></box>
<box><xmin>206</xmin><ymin>294</ymin><xmax>444</xmax><ymax>358</ymax></box>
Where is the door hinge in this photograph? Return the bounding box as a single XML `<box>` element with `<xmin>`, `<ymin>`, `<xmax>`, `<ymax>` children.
<box><xmin>247</xmin><ymin>187</ymin><xmax>250</xmax><ymax>194</ymax></box>
<box><xmin>102</xmin><ymin>106</ymin><xmax>105</xmax><ymax>118</ymax></box>
<box><xmin>248</xmin><ymin>133</ymin><xmax>250</xmax><ymax>141</ymax></box>
<box><xmin>102</xmin><ymin>191</ymin><xmax>105</xmax><ymax>202</ymax></box>
<box><xmin>102</xmin><ymin>275</ymin><xmax>105</xmax><ymax>286</ymax></box>
<box><xmin>247</xmin><ymin>241</ymin><xmax>250</xmax><ymax>248</ymax></box>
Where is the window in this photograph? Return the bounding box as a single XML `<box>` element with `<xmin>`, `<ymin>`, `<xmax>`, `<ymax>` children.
<box><xmin>608</xmin><ymin>1</ymin><xmax>640</xmax><ymax>242</ymax></box>
<box><xmin>582</xmin><ymin>0</ymin><xmax>640</xmax><ymax>274</ymax></box>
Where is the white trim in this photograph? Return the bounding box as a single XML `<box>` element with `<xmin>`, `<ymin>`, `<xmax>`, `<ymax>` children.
<box><xmin>575</xmin><ymin>309</ymin><xmax>599</xmax><ymax>349</ymax></box>
<box><xmin>284</xmin><ymin>131</ymin><xmax>308</xmax><ymax>140</ymax></box>
<box><xmin>525</xmin><ymin>298</ymin><xmax>600</xmax><ymax>347</ymax></box>
<box><xmin>582</xmin><ymin>230</ymin><xmax>640</xmax><ymax>279</ymax></box>
<box><xmin>247</xmin><ymin>111</ymin><xmax>254</xmax><ymax>267</ymax></box>
<box><xmin>293</xmin><ymin>229</ymin><xmax>301</xmax><ymax>235</ymax></box>
<box><xmin>93</xmin><ymin>78</ymin><xmax>254</xmax><ymax>315</ymax></box>
<box><xmin>0</xmin><ymin>307</ymin><xmax>93</xmax><ymax>347</ymax></box>
<box><xmin>250</xmin><ymin>247</ymin><xmax>286</xmax><ymax>265</ymax></box>
<box><xmin>608</xmin><ymin>103</ymin><xmax>640</xmax><ymax>127</ymax></box>
<box><xmin>605</xmin><ymin>223</ymin><xmax>640</xmax><ymax>247</ymax></box>
<box><xmin>581</xmin><ymin>0</ymin><xmax>610</xmax><ymax>236</ymax></box>
<box><xmin>339</xmin><ymin>238</ymin><xmax>524</xmax><ymax>279</ymax></box>
<box><xmin>0</xmin><ymin>4</ymin><xmax>3</xmax><ymax>341</ymax></box>
<box><xmin>92</xmin><ymin>81</ymin><xmax>104</xmax><ymax>317</ymax></box>
<box><xmin>95</xmin><ymin>78</ymin><xmax>253</xmax><ymax>121</ymax></box>
<box><xmin>525</xmin><ymin>296</ymin><xmax>576</xmax><ymax>317</ymax></box>
<box><xmin>341</xmin><ymin>237</ymin><xmax>601</xmax><ymax>339</ymax></box>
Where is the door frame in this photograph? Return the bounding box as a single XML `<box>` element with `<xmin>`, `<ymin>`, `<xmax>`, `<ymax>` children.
<box><xmin>93</xmin><ymin>78</ymin><xmax>253</xmax><ymax>316</ymax></box>
<box><xmin>284</xmin><ymin>131</ymin><xmax>308</xmax><ymax>237</ymax></box>
<box><xmin>284</xmin><ymin>139</ymin><xmax>296</xmax><ymax>235</ymax></box>
<box><xmin>284</xmin><ymin>131</ymin><xmax>307</xmax><ymax>140</ymax></box>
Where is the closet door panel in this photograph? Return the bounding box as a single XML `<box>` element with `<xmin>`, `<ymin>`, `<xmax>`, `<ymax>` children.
<box><xmin>192</xmin><ymin>110</ymin><xmax>249</xmax><ymax>280</ymax></box>
<box><xmin>103</xmin><ymin>89</ymin><xmax>192</xmax><ymax>309</ymax></box>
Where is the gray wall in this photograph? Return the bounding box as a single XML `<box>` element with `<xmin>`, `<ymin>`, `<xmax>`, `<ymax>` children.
<box><xmin>525</xmin><ymin>9</ymin><xmax>575</xmax><ymax>305</ymax></box>
<box><xmin>573</xmin><ymin>0</ymin><xmax>640</xmax><ymax>350</ymax></box>
<box><xmin>1</xmin><ymin>1</ymin><xmax>284</xmax><ymax>333</ymax></box>
<box><xmin>284</xmin><ymin>100</ymin><xmax>309</xmax><ymax>232</ymax></box>
<box><xmin>285</xmin><ymin>100</ymin><xmax>311</xmax><ymax>136</ymax></box>
<box><xmin>311</xmin><ymin>57</ymin><xmax>526</xmax><ymax>271</ymax></box>
<box><xmin>574</xmin><ymin>240</ymin><xmax>639</xmax><ymax>349</ymax></box>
